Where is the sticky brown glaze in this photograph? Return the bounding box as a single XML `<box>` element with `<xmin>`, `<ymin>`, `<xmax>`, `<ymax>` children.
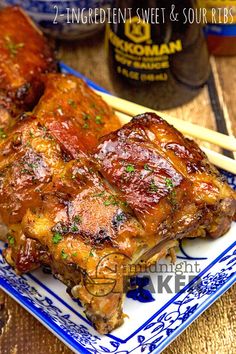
<box><xmin>0</xmin><ymin>79</ymin><xmax>150</xmax><ymax>333</ymax></box>
<box><xmin>0</xmin><ymin>6</ymin><xmax>56</xmax><ymax>132</ymax></box>
<box><xmin>1</xmin><ymin>95</ymin><xmax>235</xmax><ymax>333</ymax></box>
<box><xmin>94</xmin><ymin>113</ymin><xmax>236</xmax><ymax>239</ymax></box>
<box><xmin>0</xmin><ymin>115</ymin><xmax>63</xmax><ymax>225</ymax></box>
<box><xmin>34</xmin><ymin>73</ymin><xmax>121</xmax><ymax>152</ymax></box>
<box><xmin>5</xmin><ymin>146</ymin><xmax>147</xmax><ymax>334</ymax></box>
<box><xmin>0</xmin><ymin>73</ymin><xmax>122</xmax><ymax>225</ymax></box>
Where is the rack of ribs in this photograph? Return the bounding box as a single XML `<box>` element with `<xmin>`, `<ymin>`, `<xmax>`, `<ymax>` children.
<box><xmin>0</xmin><ymin>6</ymin><xmax>56</xmax><ymax>132</ymax></box>
<box><xmin>0</xmin><ymin>72</ymin><xmax>235</xmax><ymax>333</ymax></box>
<box><xmin>0</xmin><ymin>5</ymin><xmax>235</xmax><ymax>335</ymax></box>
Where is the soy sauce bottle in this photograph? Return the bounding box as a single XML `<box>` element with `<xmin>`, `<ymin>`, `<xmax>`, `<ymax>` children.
<box><xmin>106</xmin><ymin>0</ymin><xmax>210</xmax><ymax>110</ymax></box>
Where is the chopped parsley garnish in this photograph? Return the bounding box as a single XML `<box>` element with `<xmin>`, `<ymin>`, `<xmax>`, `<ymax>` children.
<box><xmin>21</xmin><ymin>168</ymin><xmax>31</xmax><ymax>174</ymax></box>
<box><xmin>165</xmin><ymin>178</ymin><xmax>174</xmax><ymax>189</ymax></box>
<box><xmin>125</xmin><ymin>164</ymin><xmax>135</xmax><ymax>173</ymax></box>
<box><xmin>89</xmin><ymin>249</ymin><xmax>94</xmax><ymax>257</ymax></box>
<box><xmin>7</xmin><ymin>234</ymin><xmax>15</xmax><ymax>245</ymax></box>
<box><xmin>93</xmin><ymin>191</ymin><xmax>105</xmax><ymax>198</ymax></box>
<box><xmin>20</xmin><ymin>159</ymin><xmax>39</xmax><ymax>175</ymax></box>
<box><xmin>95</xmin><ymin>115</ymin><xmax>103</xmax><ymax>124</ymax></box>
<box><xmin>165</xmin><ymin>178</ymin><xmax>177</xmax><ymax>206</ymax></box>
<box><xmin>83</xmin><ymin>113</ymin><xmax>90</xmax><ymax>121</ymax></box>
<box><xmin>4</xmin><ymin>36</ymin><xmax>24</xmax><ymax>57</ymax></box>
<box><xmin>104</xmin><ymin>195</ymin><xmax>118</xmax><ymax>206</ymax></box>
<box><xmin>71</xmin><ymin>225</ymin><xmax>79</xmax><ymax>233</ymax></box>
<box><xmin>73</xmin><ymin>215</ymin><xmax>81</xmax><ymax>223</ymax></box>
<box><xmin>149</xmin><ymin>179</ymin><xmax>158</xmax><ymax>193</ymax></box>
<box><xmin>28</xmin><ymin>163</ymin><xmax>37</xmax><ymax>169</ymax></box>
<box><xmin>0</xmin><ymin>128</ymin><xmax>7</xmax><ymax>139</ymax></box>
<box><xmin>168</xmin><ymin>190</ymin><xmax>177</xmax><ymax>206</ymax></box>
<box><xmin>67</xmin><ymin>99</ymin><xmax>77</xmax><ymax>108</ymax></box>
<box><xmin>52</xmin><ymin>232</ymin><xmax>63</xmax><ymax>244</ymax></box>
<box><xmin>144</xmin><ymin>164</ymin><xmax>153</xmax><ymax>172</ymax></box>
<box><xmin>83</xmin><ymin>122</ymin><xmax>89</xmax><ymax>129</ymax></box>
<box><xmin>61</xmin><ymin>249</ymin><xmax>68</xmax><ymax>260</ymax></box>
<box><xmin>116</xmin><ymin>213</ymin><xmax>125</xmax><ymax>222</ymax></box>
<box><xmin>72</xmin><ymin>252</ymin><xmax>78</xmax><ymax>257</ymax></box>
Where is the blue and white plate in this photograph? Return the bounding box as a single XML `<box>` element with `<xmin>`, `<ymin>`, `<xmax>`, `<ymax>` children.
<box><xmin>0</xmin><ymin>63</ymin><xmax>235</xmax><ymax>354</ymax></box>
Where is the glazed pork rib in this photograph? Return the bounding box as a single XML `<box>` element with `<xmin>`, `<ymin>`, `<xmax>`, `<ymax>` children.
<box><xmin>94</xmin><ymin>113</ymin><xmax>236</xmax><ymax>242</ymax></box>
<box><xmin>0</xmin><ymin>6</ymin><xmax>56</xmax><ymax>132</ymax></box>
<box><xmin>0</xmin><ymin>73</ymin><xmax>140</xmax><ymax>333</ymax></box>
<box><xmin>0</xmin><ymin>73</ymin><xmax>121</xmax><ymax>227</ymax></box>
<box><xmin>34</xmin><ymin>73</ymin><xmax>121</xmax><ymax>150</ymax></box>
<box><xmin>0</xmin><ymin>76</ymin><xmax>235</xmax><ymax>333</ymax></box>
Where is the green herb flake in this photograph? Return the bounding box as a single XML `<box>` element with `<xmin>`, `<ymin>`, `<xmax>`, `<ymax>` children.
<box><xmin>165</xmin><ymin>178</ymin><xmax>174</xmax><ymax>189</ymax></box>
<box><xmin>144</xmin><ymin>164</ymin><xmax>153</xmax><ymax>172</ymax></box>
<box><xmin>73</xmin><ymin>215</ymin><xmax>81</xmax><ymax>223</ymax></box>
<box><xmin>89</xmin><ymin>249</ymin><xmax>94</xmax><ymax>257</ymax></box>
<box><xmin>21</xmin><ymin>168</ymin><xmax>30</xmax><ymax>174</ymax></box>
<box><xmin>149</xmin><ymin>179</ymin><xmax>158</xmax><ymax>193</ymax></box>
<box><xmin>95</xmin><ymin>115</ymin><xmax>103</xmax><ymax>125</ymax></box>
<box><xmin>83</xmin><ymin>122</ymin><xmax>89</xmax><ymax>129</ymax></box>
<box><xmin>4</xmin><ymin>36</ymin><xmax>24</xmax><ymax>57</ymax></box>
<box><xmin>61</xmin><ymin>249</ymin><xmax>68</xmax><ymax>260</ymax></box>
<box><xmin>83</xmin><ymin>113</ymin><xmax>90</xmax><ymax>121</ymax></box>
<box><xmin>93</xmin><ymin>191</ymin><xmax>105</xmax><ymax>198</ymax></box>
<box><xmin>71</xmin><ymin>224</ymin><xmax>79</xmax><ymax>233</ymax></box>
<box><xmin>52</xmin><ymin>232</ymin><xmax>63</xmax><ymax>244</ymax></box>
<box><xmin>165</xmin><ymin>177</ymin><xmax>177</xmax><ymax>206</ymax></box>
<box><xmin>0</xmin><ymin>128</ymin><xmax>7</xmax><ymax>139</ymax></box>
<box><xmin>67</xmin><ymin>99</ymin><xmax>77</xmax><ymax>108</ymax></box>
<box><xmin>125</xmin><ymin>164</ymin><xmax>135</xmax><ymax>173</ymax></box>
<box><xmin>72</xmin><ymin>252</ymin><xmax>78</xmax><ymax>257</ymax></box>
<box><xmin>28</xmin><ymin>163</ymin><xmax>37</xmax><ymax>169</ymax></box>
<box><xmin>104</xmin><ymin>195</ymin><xmax>118</xmax><ymax>206</ymax></box>
<box><xmin>7</xmin><ymin>234</ymin><xmax>15</xmax><ymax>245</ymax></box>
<box><xmin>116</xmin><ymin>214</ymin><xmax>124</xmax><ymax>222</ymax></box>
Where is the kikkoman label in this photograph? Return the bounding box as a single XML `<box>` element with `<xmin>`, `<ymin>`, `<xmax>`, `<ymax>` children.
<box><xmin>107</xmin><ymin>16</ymin><xmax>183</xmax><ymax>82</ymax></box>
<box><xmin>124</xmin><ymin>16</ymin><xmax>151</xmax><ymax>43</ymax></box>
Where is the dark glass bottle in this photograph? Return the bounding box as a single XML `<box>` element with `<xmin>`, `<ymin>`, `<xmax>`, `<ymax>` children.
<box><xmin>106</xmin><ymin>0</ymin><xmax>210</xmax><ymax>110</ymax></box>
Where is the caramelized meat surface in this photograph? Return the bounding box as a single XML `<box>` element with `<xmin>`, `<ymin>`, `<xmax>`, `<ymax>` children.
<box><xmin>95</xmin><ymin>113</ymin><xmax>236</xmax><ymax>242</ymax></box>
<box><xmin>0</xmin><ymin>74</ymin><xmax>235</xmax><ymax>333</ymax></box>
<box><xmin>0</xmin><ymin>110</ymin><xmax>145</xmax><ymax>334</ymax></box>
<box><xmin>0</xmin><ymin>6</ymin><xmax>56</xmax><ymax>131</ymax></box>
<box><xmin>0</xmin><ymin>74</ymin><xmax>139</xmax><ymax>333</ymax></box>
<box><xmin>0</xmin><ymin>73</ymin><xmax>121</xmax><ymax>225</ymax></box>
<box><xmin>34</xmin><ymin>73</ymin><xmax>121</xmax><ymax>151</ymax></box>
<box><xmin>2</xmin><ymin>109</ymin><xmax>236</xmax><ymax>334</ymax></box>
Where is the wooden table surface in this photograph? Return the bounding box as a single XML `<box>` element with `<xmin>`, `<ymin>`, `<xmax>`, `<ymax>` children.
<box><xmin>0</xmin><ymin>31</ymin><xmax>235</xmax><ymax>354</ymax></box>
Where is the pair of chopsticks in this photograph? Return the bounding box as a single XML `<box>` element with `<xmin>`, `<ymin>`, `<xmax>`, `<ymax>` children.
<box><xmin>95</xmin><ymin>90</ymin><xmax>236</xmax><ymax>174</ymax></box>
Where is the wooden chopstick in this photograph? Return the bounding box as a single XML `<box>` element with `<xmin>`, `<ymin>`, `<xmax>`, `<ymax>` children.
<box><xmin>95</xmin><ymin>90</ymin><xmax>236</xmax><ymax>152</ymax></box>
<box><xmin>115</xmin><ymin>111</ymin><xmax>236</xmax><ymax>174</ymax></box>
<box><xmin>201</xmin><ymin>147</ymin><xmax>236</xmax><ymax>174</ymax></box>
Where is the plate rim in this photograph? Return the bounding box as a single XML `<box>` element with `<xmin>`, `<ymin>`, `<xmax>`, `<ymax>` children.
<box><xmin>1</xmin><ymin>238</ymin><xmax>235</xmax><ymax>354</ymax></box>
<box><xmin>0</xmin><ymin>62</ymin><xmax>235</xmax><ymax>353</ymax></box>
